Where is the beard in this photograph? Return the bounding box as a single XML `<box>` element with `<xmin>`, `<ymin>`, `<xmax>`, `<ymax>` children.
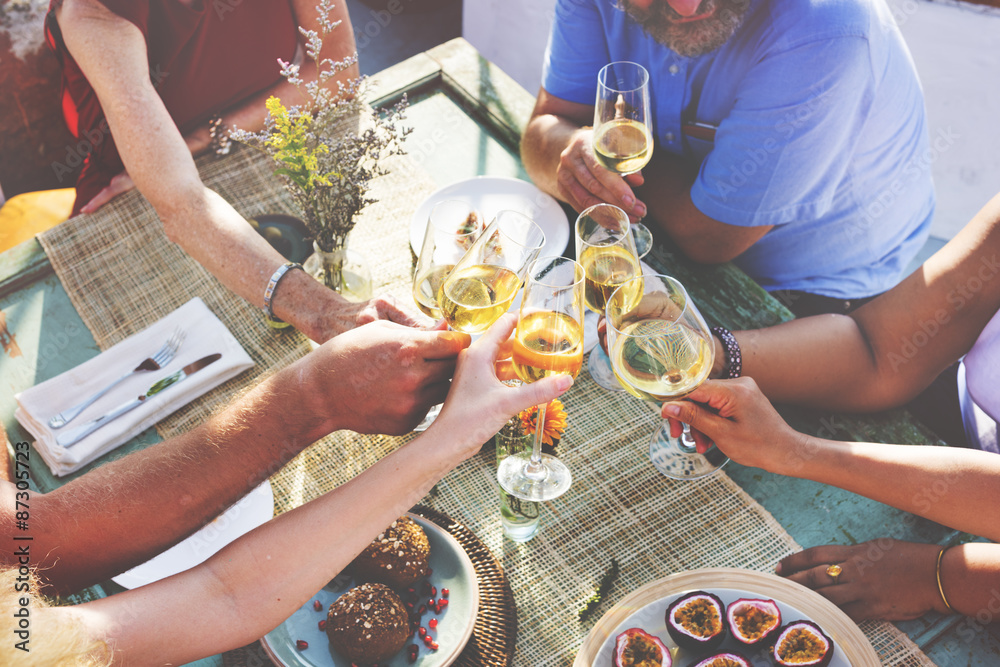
<box><xmin>618</xmin><ymin>0</ymin><xmax>752</xmax><ymax>57</ymax></box>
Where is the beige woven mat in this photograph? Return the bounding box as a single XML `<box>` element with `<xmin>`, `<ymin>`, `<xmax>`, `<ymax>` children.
<box><xmin>38</xmin><ymin>145</ymin><xmax>932</xmax><ymax>666</ymax></box>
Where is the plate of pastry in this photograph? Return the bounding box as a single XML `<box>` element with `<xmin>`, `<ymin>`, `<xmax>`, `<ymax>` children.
<box><xmin>260</xmin><ymin>513</ymin><xmax>479</xmax><ymax>666</ymax></box>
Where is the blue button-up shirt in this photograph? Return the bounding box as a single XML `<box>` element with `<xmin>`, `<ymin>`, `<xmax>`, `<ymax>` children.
<box><xmin>543</xmin><ymin>0</ymin><xmax>934</xmax><ymax>299</ymax></box>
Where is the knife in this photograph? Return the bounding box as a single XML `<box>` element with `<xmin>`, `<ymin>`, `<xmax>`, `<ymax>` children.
<box><xmin>57</xmin><ymin>353</ymin><xmax>222</xmax><ymax>448</ymax></box>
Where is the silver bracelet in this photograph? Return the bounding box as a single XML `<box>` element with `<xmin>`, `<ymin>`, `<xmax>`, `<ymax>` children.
<box><xmin>263</xmin><ymin>262</ymin><xmax>303</xmax><ymax>329</ymax></box>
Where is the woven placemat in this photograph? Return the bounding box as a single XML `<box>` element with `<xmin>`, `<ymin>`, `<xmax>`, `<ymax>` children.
<box><xmin>221</xmin><ymin>505</ymin><xmax>516</xmax><ymax>667</ymax></box>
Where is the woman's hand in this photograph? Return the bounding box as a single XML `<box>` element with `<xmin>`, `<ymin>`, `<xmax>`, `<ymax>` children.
<box><xmin>431</xmin><ymin>314</ymin><xmax>573</xmax><ymax>457</ymax></box>
<box><xmin>79</xmin><ymin>171</ymin><xmax>135</xmax><ymax>214</ymax></box>
<box><xmin>556</xmin><ymin>127</ymin><xmax>646</xmax><ymax>221</ymax></box>
<box><xmin>776</xmin><ymin>540</ymin><xmax>946</xmax><ymax>621</ymax></box>
<box><xmin>661</xmin><ymin>378</ymin><xmax>805</xmax><ymax>470</ymax></box>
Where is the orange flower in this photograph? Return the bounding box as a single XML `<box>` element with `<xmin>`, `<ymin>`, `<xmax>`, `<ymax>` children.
<box><xmin>519</xmin><ymin>398</ymin><xmax>568</xmax><ymax>446</ymax></box>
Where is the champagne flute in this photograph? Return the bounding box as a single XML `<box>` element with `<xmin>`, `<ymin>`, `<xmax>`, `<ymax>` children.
<box><xmin>411</xmin><ymin>200</ymin><xmax>482</xmax><ymax>431</ymax></box>
<box><xmin>575</xmin><ymin>203</ymin><xmax>643</xmax><ymax>391</ymax></box>
<box><xmin>606</xmin><ymin>274</ymin><xmax>728</xmax><ymax>479</ymax></box>
<box><xmin>497</xmin><ymin>257</ymin><xmax>585</xmax><ymax>502</ymax></box>
<box><xmin>439</xmin><ymin>210</ymin><xmax>546</xmax><ymax>335</ymax></box>
<box><xmin>594</xmin><ymin>61</ymin><xmax>654</xmax><ymax>258</ymax></box>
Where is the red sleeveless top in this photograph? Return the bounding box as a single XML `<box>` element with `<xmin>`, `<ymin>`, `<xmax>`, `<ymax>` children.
<box><xmin>45</xmin><ymin>0</ymin><xmax>299</xmax><ymax>215</ymax></box>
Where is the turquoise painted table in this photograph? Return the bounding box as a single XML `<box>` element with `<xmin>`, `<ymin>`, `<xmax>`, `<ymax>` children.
<box><xmin>2</xmin><ymin>38</ymin><xmax>996</xmax><ymax>665</ymax></box>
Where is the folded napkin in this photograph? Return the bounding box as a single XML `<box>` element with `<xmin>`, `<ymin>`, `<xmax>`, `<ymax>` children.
<box><xmin>16</xmin><ymin>298</ymin><xmax>254</xmax><ymax>476</ymax></box>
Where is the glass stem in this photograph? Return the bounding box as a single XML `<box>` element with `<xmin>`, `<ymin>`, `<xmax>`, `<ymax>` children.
<box><xmin>679</xmin><ymin>423</ymin><xmax>697</xmax><ymax>453</ymax></box>
<box><xmin>525</xmin><ymin>402</ymin><xmax>547</xmax><ymax>479</ymax></box>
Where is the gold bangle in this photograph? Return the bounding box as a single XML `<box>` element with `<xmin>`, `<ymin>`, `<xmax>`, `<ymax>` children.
<box><xmin>935</xmin><ymin>546</ymin><xmax>955</xmax><ymax>613</ymax></box>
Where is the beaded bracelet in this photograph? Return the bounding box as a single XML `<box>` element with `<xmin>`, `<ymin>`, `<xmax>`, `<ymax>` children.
<box><xmin>710</xmin><ymin>326</ymin><xmax>742</xmax><ymax>378</ymax></box>
<box><xmin>263</xmin><ymin>262</ymin><xmax>303</xmax><ymax>329</ymax></box>
<box><xmin>208</xmin><ymin>115</ymin><xmax>232</xmax><ymax>156</ymax></box>
<box><xmin>936</xmin><ymin>546</ymin><xmax>955</xmax><ymax>613</ymax></box>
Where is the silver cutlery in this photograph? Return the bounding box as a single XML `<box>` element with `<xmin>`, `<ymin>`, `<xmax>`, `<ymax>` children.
<box><xmin>48</xmin><ymin>327</ymin><xmax>185</xmax><ymax>429</ymax></box>
<box><xmin>57</xmin><ymin>353</ymin><xmax>221</xmax><ymax>448</ymax></box>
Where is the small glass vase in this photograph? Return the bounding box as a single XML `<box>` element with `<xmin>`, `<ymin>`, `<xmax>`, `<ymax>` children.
<box><xmin>495</xmin><ymin>429</ymin><xmax>541</xmax><ymax>542</ymax></box>
<box><xmin>303</xmin><ymin>237</ymin><xmax>372</xmax><ymax>302</ymax></box>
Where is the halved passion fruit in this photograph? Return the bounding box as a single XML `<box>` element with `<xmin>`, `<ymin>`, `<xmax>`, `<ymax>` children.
<box><xmin>727</xmin><ymin>597</ymin><xmax>781</xmax><ymax>646</ymax></box>
<box><xmin>665</xmin><ymin>590</ymin><xmax>726</xmax><ymax>651</ymax></box>
<box><xmin>690</xmin><ymin>653</ymin><xmax>752</xmax><ymax>667</ymax></box>
<box><xmin>612</xmin><ymin>628</ymin><xmax>672</xmax><ymax>667</ymax></box>
<box><xmin>771</xmin><ymin>621</ymin><xmax>834</xmax><ymax>667</ymax></box>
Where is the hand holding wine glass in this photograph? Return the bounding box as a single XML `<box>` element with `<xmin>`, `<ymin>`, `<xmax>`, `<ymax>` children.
<box><xmin>605</xmin><ymin>274</ymin><xmax>728</xmax><ymax>479</ymax></box>
<box><xmin>497</xmin><ymin>257</ymin><xmax>585</xmax><ymax>502</ymax></box>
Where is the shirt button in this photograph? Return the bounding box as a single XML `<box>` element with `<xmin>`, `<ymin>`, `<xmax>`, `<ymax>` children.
<box><xmin>669</xmin><ymin>64</ymin><xmax>680</xmax><ymax>75</ymax></box>
<box><xmin>665</xmin><ymin>132</ymin><xmax>675</xmax><ymax>142</ymax></box>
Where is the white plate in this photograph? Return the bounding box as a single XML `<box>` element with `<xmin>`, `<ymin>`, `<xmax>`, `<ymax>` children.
<box><xmin>576</xmin><ymin>568</ymin><xmax>879</xmax><ymax>667</ymax></box>
<box><xmin>260</xmin><ymin>513</ymin><xmax>479</xmax><ymax>667</ymax></box>
<box><xmin>409</xmin><ymin>176</ymin><xmax>571</xmax><ymax>260</ymax></box>
<box><xmin>111</xmin><ymin>481</ymin><xmax>274</xmax><ymax>589</ymax></box>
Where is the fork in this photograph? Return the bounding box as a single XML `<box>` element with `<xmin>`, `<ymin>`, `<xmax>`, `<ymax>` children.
<box><xmin>48</xmin><ymin>327</ymin><xmax>186</xmax><ymax>429</ymax></box>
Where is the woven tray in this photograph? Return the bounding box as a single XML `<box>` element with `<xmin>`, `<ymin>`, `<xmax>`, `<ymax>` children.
<box><xmin>222</xmin><ymin>505</ymin><xmax>516</xmax><ymax>667</ymax></box>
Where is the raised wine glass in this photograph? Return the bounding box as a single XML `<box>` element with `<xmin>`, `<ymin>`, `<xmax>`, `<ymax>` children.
<box><xmin>439</xmin><ymin>210</ymin><xmax>546</xmax><ymax>335</ymax></box>
<box><xmin>575</xmin><ymin>203</ymin><xmax>643</xmax><ymax>391</ymax></box>
<box><xmin>594</xmin><ymin>61</ymin><xmax>654</xmax><ymax>258</ymax></box>
<box><xmin>497</xmin><ymin>257</ymin><xmax>585</xmax><ymax>502</ymax></box>
<box><xmin>411</xmin><ymin>200</ymin><xmax>483</xmax><ymax>431</ymax></box>
<box><xmin>605</xmin><ymin>274</ymin><xmax>728</xmax><ymax>480</ymax></box>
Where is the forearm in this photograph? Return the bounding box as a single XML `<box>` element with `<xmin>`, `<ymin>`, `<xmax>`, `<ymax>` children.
<box><xmin>10</xmin><ymin>361</ymin><xmax>334</xmax><ymax>594</ymax></box>
<box><xmin>88</xmin><ymin>418</ymin><xmax>466</xmax><ymax>665</ymax></box>
<box><xmin>778</xmin><ymin>436</ymin><xmax>1000</xmax><ymax>541</ymax></box>
<box><xmin>521</xmin><ymin>113</ymin><xmax>583</xmax><ymax>202</ymax></box>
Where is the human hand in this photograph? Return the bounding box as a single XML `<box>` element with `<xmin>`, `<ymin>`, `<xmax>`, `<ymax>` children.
<box><xmin>661</xmin><ymin>378</ymin><xmax>804</xmax><ymax>467</ymax></box>
<box><xmin>776</xmin><ymin>540</ymin><xmax>946</xmax><ymax>621</ymax></box>
<box><xmin>557</xmin><ymin>128</ymin><xmax>647</xmax><ymax>221</ymax></box>
<box><xmin>432</xmin><ymin>314</ymin><xmax>573</xmax><ymax>457</ymax></box>
<box><xmin>302</xmin><ymin>320</ymin><xmax>471</xmax><ymax>435</ymax></box>
<box><xmin>79</xmin><ymin>171</ymin><xmax>136</xmax><ymax>214</ymax></box>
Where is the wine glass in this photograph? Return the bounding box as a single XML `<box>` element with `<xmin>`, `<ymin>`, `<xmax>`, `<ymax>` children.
<box><xmin>439</xmin><ymin>210</ymin><xmax>546</xmax><ymax>335</ymax></box>
<box><xmin>575</xmin><ymin>203</ymin><xmax>643</xmax><ymax>391</ymax></box>
<box><xmin>594</xmin><ymin>61</ymin><xmax>654</xmax><ymax>257</ymax></box>
<box><xmin>605</xmin><ymin>274</ymin><xmax>728</xmax><ymax>479</ymax></box>
<box><xmin>497</xmin><ymin>256</ymin><xmax>585</xmax><ymax>502</ymax></box>
<box><xmin>411</xmin><ymin>200</ymin><xmax>483</xmax><ymax>431</ymax></box>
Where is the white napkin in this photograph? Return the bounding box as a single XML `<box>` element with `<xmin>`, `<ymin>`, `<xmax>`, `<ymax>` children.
<box><xmin>16</xmin><ymin>298</ymin><xmax>254</xmax><ymax>476</ymax></box>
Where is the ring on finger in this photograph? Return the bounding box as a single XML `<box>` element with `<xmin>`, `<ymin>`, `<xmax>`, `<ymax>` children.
<box><xmin>825</xmin><ymin>564</ymin><xmax>843</xmax><ymax>584</ymax></box>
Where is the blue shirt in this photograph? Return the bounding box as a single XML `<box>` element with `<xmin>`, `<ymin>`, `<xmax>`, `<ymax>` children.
<box><xmin>543</xmin><ymin>0</ymin><xmax>934</xmax><ymax>298</ymax></box>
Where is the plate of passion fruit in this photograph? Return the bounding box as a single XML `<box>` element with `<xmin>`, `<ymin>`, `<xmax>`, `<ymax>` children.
<box><xmin>574</xmin><ymin>567</ymin><xmax>879</xmax><ymax>667</ymax></box>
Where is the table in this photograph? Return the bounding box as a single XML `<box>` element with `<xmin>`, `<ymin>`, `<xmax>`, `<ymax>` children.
<box><xmin>2</xmin><ymin>38</ymin><xmax>996</xmax><ymax>666</ymax></box>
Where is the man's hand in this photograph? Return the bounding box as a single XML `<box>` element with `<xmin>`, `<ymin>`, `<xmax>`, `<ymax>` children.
<box><xmin>301</xmin><ymin>320</ymin><xmax>471</xmax><ymax>435</ymax></box>
<box><xmin>556</xmin><ymin>127</ymin><xmax>647</xmax><ymax>221</ymax></box>
<box><xmin>661</xmin><ymin>377</ymin><xmax>805</xmax><ymax>468</ymax></box>
<box><xmin>776</xmin><ymin>540</ymin><xmax>945</xmax><ymax>621</ymax></box>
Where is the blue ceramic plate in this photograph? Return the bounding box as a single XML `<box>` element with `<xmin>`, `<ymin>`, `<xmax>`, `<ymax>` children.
<box><xmin>260</xmin><ymin>513</ymin><xmax>480</xmax><ymax>666</ymax></box>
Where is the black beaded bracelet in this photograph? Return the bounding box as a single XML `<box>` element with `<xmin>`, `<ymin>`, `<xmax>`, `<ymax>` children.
<box><xmin>711</xmin><ymin>326</ymin><xmax>742</xmax><ymax>379</ymax></box>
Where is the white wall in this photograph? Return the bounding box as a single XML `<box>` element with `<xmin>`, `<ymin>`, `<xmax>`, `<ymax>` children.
<box><xmin>463</xmin><ymin>0</ymin><xmax>1000</xmax><ymax>240</ymax></box>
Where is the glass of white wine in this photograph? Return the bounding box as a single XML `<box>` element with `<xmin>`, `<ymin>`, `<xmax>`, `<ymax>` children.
<box><xmin>497</xmin><ymin>256</ymin><xmax>585</xmax><ymax>502</ymax></box>
<box><xmin>594</xmin><ymin>61</ymin><xmax>654</xmax><ymax>257</ymax></box>
<box><xmin>606</xmin><ymin>274</ymin><xmax>728</xmax><ymax>480</ymax></box>
<box><xmin>411</xmin><ymin>200</ymin><xmax>482</xmax><ymax>431</ymax></box>
<box><xmin>575</xmin><ymin>203</ymin><xmax>643</xmax><ymax>391</ymax></box>
<box><xmin>439</xmin><ymin>210</ymin><xmax>546</xmax><ymax>335</ymax></box>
